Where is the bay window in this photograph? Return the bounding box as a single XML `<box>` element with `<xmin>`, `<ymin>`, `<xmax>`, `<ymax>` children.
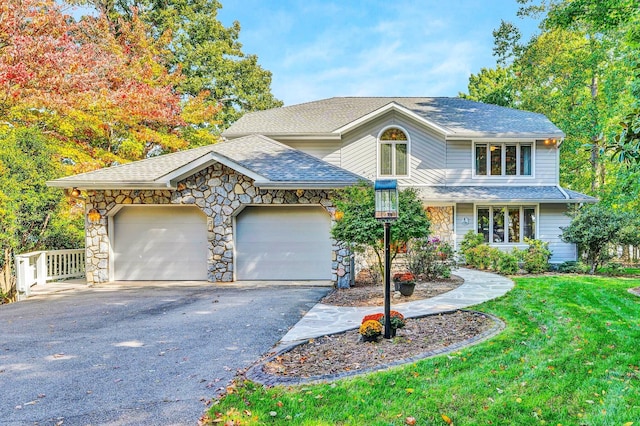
<box><xmin>477</xmin><ymin>206</ymin><xmax>536</xmax><ymax>243</ymax></box>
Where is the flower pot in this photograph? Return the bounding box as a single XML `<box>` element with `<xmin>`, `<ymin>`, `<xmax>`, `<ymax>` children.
<box><xmin>361</xmin><ymin>334</ymin><xmax>380</xmax><ymax>343</ymax></box>
<box><xmin>399</xmin><ymin>281</ymin><xmax>416</xmax><ymax>296</ymax></box>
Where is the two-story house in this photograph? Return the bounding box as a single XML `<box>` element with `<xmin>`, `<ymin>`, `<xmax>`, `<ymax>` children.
<box><xmin>48</xmin><ymin>97</ymin><xmax>595</xmax><ymax>286</ymax></box>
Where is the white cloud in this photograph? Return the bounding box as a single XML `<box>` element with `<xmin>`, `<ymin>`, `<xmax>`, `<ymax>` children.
<box><xmin>226</xmin><ymin>0</ymin><xmax>538</xmax><ymax>105</ymax></box>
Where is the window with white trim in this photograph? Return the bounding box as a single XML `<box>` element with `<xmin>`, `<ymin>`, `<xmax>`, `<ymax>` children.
<box><xmin>379</xmin><ymin>127</ymin><xmax>408</xmax><ymax>177</ymax></box>
<box><xmin>475</xmin><ymin>142</ymin><xmax>532</xmax><ymax>176</ymax></box>
<box><xmin>477</xmin><ymin>206</ymin><xmax>536</xmax><ymax>243</ymax></box>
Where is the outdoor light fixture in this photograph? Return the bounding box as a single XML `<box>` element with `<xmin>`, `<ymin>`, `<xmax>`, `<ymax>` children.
<box><xmin>87</xmin><ymin>208</ymin><xmax>101</xmax><ymax>224</ymax></box>
<box><xmin>374</xmin><ymin>179</ymin><xmax>399</xmax><ymax>339</ymax></box>
<box><xmin>70</xmin><ymin>187</ymin><xmax>81</xmax><ymax>197</ymax></box>
<box><xmin>374</xmin><ymin>179</ymin><xmax>398</xmax><ymax>221</ymax></box>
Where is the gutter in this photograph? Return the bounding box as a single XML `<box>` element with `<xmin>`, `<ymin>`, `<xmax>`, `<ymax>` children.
<box><xmin>254</xmin><ymin>181</ymin><xmax>362</xmax><ymax>190</ymax></box>
<box><xmin>46</xmin><ymin>180</ymin><xmax>174</xmax><ymax>190</ymax></box>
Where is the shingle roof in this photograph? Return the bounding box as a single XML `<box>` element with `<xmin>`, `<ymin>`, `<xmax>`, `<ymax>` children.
<box><xmin>223</xmin><ymin>97</ymin><xmax>565</xmax><ymax>139</ymax></box>
<box><xmin>47</xmin><ymin>135</ymin><xmax>364</xmax><ymax>190</ymax></box>
<box><xmin>417</xmin><ymin>186</ymin><xmax>597</xmax><ymax>203</ymax></box>
<box><xmin>210</xmin><ymin>135</ymin><xmax>364</xmax><ymax>185</ymax></box>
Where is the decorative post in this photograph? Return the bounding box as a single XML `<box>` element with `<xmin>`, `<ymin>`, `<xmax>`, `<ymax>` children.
<box><xmin>374</xmin><ymin>179</ymin><xmax>399</xmax><ymax>339</ymax></box>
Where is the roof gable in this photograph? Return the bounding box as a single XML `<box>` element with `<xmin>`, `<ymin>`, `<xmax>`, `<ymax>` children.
<box><xmin>47</xmin><ymin>135</ymin><xmax>363</xmax><ymax>190</ymax></box>
<box><xmin>223</xmin><ymin>97</ymin><xmax>565</xmax><ymax>140</ymax></box>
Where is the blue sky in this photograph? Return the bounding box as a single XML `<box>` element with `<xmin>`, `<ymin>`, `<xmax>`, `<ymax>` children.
<box><xmin>217</xmin><ymin>0</ymin><xmax>540</xmax><ymax>106</ymax></box>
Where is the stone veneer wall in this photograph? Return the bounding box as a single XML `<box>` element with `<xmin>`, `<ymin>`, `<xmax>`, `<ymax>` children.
<box><xmin>425</xmin><ymin>206</ymin><xmax>454</xmax><ymax>244</ymax></box>
<box><xmin>84</xmin><ymin>163</ymin><xmax>350</xmax><ymax>285</ymax></box>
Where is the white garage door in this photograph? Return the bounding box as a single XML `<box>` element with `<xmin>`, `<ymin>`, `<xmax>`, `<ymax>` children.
<box><xmin>235</xmin><ymin>206</ymin><xmax>332</xmax><ymax>280</ymax></box>
<box><xmin>113</xmin><ymin>206</ymin><xmax>208</xmax><ymax>281</ymax></box>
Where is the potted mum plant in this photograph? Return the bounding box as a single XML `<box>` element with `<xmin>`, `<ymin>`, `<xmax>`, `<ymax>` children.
<box><xmin>359</xmin><ymin>319</ymin><xmax>383</xmax><ymax>342</ymax></box>
<box><xmin>361</xmin><ymin>311</ymin><xmax>406</xmax><ymax>338</ymax></box>
<box><xmin>393</xmin><ymin>272</ymin><xmax>416</xmax><ymax>296</ymax></box>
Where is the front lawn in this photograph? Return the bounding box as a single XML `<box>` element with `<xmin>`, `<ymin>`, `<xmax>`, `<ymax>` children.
<box><xmin>204</xmin><ymin>275</ymin><xmax>640</xmax><ymax>425</ymax></box>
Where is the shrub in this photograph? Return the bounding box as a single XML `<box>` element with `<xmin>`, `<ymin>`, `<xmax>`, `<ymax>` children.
<box><xmin>557</xmin><ymin>261</ymin><xmax>590</xmax><ymax>274</ymax></box>
<box><xmin>497</xmin><ymin>252</ymin><xmax>519</xmax><ymax>275</ymax></box>
<box><xmin>522</xmin><ymin>238</ymin><xmax>552</xmax><ymax>273</ymax></box>
<box><xmin>468</xmin><ymin>244</ymin><xmax>502</xmax><ymax>270</ymax></box>
<box><xmin>560</xmin><ymin>205</ymin><xmax>626</xmax><ymax>274</ymax></box>
<box><xmin>460</xmin><ymin>231</ymin><xmax>485</xmax><ymax>263</ymax></box>
<box><xmin>406</xmin><ymin>237</ymin><xmax>456</xmax><ymax>280</ymax></box>
<box><xmin>598</xmin><ymin>262</ymin><xmax>625</xmax><ymax>276</ymax></box>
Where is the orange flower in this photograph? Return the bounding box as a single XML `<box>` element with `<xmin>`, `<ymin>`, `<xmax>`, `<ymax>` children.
<box><xmin>362</xmin><ymin>313</ymin><xmax>384</xmax><ymax>324</ymax></box>
<box><xmin>393</xmin><ymin>272</ymin><xmax>415</xmax><ymax>282</ymax></box>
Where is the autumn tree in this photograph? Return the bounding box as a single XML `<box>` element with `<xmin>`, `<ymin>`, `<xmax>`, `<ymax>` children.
<box><xmin>69</xmin><ymin>0</ymin><xmax>283</xmax><ymax>130</ymax></box>
<box><xmin>0</xmin><ymin>0</ymin><xmax>222</xmax><ymax>297</ymax></box>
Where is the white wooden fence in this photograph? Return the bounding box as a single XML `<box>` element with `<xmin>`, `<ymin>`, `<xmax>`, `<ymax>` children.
<box><xmin>15</xmin><ymin>249</ymin><xmax>85</xmax><ymax>300</ymax></box>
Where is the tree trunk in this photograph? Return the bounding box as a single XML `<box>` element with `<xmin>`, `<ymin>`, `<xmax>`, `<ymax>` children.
<box><xmin>1</xmin><ymin>247</ymin><xmax>16</xmax><ymax>301</ymax></box>
<box><xmin>589</xmin><ymin>73</ymin><xmax>601</xmax><ymax>192</ymax></box>
<box><xmin>622</xmin><ymin>245</ymin><xmax>630</xmax><ymax>262</ymax></box>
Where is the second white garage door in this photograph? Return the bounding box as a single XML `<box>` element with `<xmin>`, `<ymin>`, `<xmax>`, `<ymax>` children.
<box><xmin>113</xmin><ymin>206</ymin><xmax>208</xmax><ymax>281</ymax></box>
<box><xmin>235</xmin><ymin>206</ymin><xmax>332</xmax><ymax>280</ymax></box>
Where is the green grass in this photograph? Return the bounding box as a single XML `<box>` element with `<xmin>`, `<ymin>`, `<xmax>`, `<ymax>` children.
<box><xmin>206</xmin><ymin>276</ymin><xmax>640</xmax><ymax>425</ymax></box>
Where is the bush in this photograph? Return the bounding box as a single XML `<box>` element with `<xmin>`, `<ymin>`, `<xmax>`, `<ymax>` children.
<box><xmin>560</xmin><ymin>205</ymin><xmax>626</xmax><ymax>274</ymax></box>
<box><xmin>497</xmin><ymin>252</ymin><xmax>519</xmax><ymax>275</ymax></box>
<box><xmin>467</xmin><ymin>244</ymin><xmax>502</xmax><ymax>270</ymax></box>
<box><xmin>522</xmin><ymin>238</ymin><xmax>552</xmax><ymax>273</ymax></box>
<box><xmin>406</xmin><ymin>237</ymin><xmax>456</xmax><ymax>280</ymax></box>
<box><xmin>557</xmin><ymin>261</ymin><xmax>589</xmax><ymax>274</ymax></box>
<box><xmin>598</xmin><ymin>262</ymin><xmax>625</xmax><ymax>276</ymax></box>
<box><xmin>460</xmin><ymin>233</ymin><xmax>552</xmax><ymax>276</ymax></box>
<box><xmin>460</xmin><ymin>230</ymin><xmax>485</xmax><ymax>263</ymax></box>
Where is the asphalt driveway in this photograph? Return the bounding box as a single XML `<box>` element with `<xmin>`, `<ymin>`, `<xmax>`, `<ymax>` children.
<box><xmin>0</xmin><ymin>282</ymin><xmax>331</xmax><ymax>425</ymax></box>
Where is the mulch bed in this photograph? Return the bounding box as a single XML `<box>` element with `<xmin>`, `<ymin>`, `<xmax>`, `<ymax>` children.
<box><xmin>320</xmin><ymin>273</ymin><xmax>464</xmax><ymax>307</ymax></box>
<box><xmin>262</xmin><ymin>310</ymin><xmax>496</xmax><ymax>380</ymax></box>
<box><xmin>243</xmin><ymin>272</ymin><xmax>503</xmax><ymax>383</ymax></box>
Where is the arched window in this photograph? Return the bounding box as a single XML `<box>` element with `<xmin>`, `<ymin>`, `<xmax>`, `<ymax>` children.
<box><xmin>379</xmin><ymin>127</ymin><xmax>409</xmax><ymax>176</ymax></box>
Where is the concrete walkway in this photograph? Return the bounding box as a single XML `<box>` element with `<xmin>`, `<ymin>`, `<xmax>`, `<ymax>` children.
<box><xmin>279</xmin><ymin>268</ymin><xmax>514</xmax><ymax>345</ymax></box>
